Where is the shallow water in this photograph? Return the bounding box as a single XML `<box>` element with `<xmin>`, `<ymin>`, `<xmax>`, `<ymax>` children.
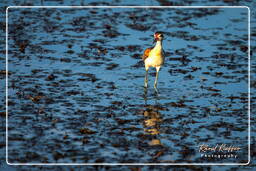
<box><xmin>4</xmin><ymin>6</ymin><xmax>250</xmax><ymax>164</ymax></box>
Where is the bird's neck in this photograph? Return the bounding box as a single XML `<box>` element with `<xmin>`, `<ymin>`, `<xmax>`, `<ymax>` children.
<box><xmin>154</xmin><ymin>40</ymin><xmax>162</xmax><ymax>50</ymax></box>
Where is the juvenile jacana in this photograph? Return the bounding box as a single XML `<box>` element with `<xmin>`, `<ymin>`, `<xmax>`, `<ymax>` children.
<box><xmin>142</xmin><ymin>32</ymin><xmax>165</xmax><ymax>90</ymax></box>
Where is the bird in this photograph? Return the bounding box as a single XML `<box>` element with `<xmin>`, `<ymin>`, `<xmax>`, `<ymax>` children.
<box><xmin>142</xmin><ymin>31</ymin><xmax>165</xmax><ymax>90</ymax></box>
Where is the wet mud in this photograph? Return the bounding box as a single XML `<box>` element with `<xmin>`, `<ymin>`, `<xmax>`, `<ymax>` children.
<box><xmin>3</xmin><ymin>7</ymin><xmax>250</xmax><ymax>163</ymax></box>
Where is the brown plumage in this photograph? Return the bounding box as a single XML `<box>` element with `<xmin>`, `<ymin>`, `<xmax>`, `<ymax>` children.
<box><xmin>142</xmin><ymin>47</ymin><xmax>153</xmax><ymax>61</ymax></box>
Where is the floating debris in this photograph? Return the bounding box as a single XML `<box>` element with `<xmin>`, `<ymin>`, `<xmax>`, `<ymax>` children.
<box><xmin>80</xmin><ymin>128</ymin><xmax>96</xmax><ymax>135</ymax></box>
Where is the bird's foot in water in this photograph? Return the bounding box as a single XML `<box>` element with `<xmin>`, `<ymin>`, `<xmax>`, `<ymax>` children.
<box><xmin>144</xmin><ymin>82</ymin><xmax>148</xmax><ymax>88</ymax></box>
<box><xmin>154</xmin><ymin>84</ymin><xmax>159</xmax><ymax>94</ymax></box>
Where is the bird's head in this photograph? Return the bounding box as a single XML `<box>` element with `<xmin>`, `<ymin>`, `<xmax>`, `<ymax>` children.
<box><xmin>154</xmin><ymin>31</ymin><xmax>164</xmax><ymax>42</ymax></box>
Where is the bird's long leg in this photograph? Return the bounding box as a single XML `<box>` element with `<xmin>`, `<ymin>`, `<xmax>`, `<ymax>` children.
<box><xmin>154</xmin><ymin>66</ymin><xmax>161</xmax><ymax>91</ymax></box>
<box><xmin>144</xmin><ymin>66</ymin><xmax>149</xmax><ymax>88</ymax></box>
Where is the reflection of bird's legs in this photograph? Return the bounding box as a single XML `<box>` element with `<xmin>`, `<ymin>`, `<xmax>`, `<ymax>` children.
<box><xmin>144</xmin><ymin>86</ymin><xmax>148</xmax><ymax>105</ymax></box>
<box><xmin>154</xmin><ymin>66</ymin><xmax>160</xmax><ymax>93</ymax></box>
<box><xmin>154</xmin><ymin>95</ymin><xmax>159</xmax><ymax>106</ymax></box>
<box><xmin>144</xmin><ymin>66</ymin><xmax>149</xmax><ymax>88</ymax></box>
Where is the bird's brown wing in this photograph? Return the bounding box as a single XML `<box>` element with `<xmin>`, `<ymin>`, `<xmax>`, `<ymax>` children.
<box><xmin>142</xmin><ymin>47</ymin><xmax>153</xmax><ymax>61</ymax></box>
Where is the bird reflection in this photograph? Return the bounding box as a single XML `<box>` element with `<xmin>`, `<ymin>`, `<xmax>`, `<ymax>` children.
<box><xmin>142</xmin><ymin>87</ymin><xmax>162</xmax><ymax>146</ymax></box>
